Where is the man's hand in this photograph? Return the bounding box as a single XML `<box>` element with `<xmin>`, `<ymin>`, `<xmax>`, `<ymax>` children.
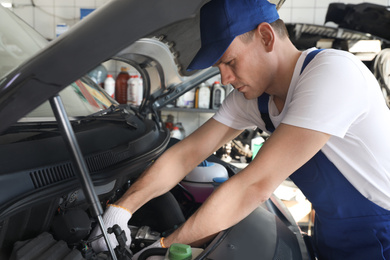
<box><xmin>89</xmin><ymin>204</ymin><xmax>132</xmax><ymax>252</ymax></box>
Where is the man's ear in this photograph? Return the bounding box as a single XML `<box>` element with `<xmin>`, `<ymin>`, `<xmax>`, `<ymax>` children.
<box><xmin>256</xmin><ymin>22</ymin><xmax>275</xmax><ymax>52</ymax></box>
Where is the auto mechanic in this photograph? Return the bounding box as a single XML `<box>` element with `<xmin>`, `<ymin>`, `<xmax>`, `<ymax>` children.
<box><xmin>91</xmin><ymin>0</ymin><xmax>390</xmax><ymax>259</ymax></box>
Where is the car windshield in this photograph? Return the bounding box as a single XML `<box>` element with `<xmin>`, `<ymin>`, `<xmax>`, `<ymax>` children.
<box><xmin>0</xmin><ymin>7</ymin><xmax>47</xmax><ymax>78</ymax></box>
<box><xmin>0</xmin><ymin>6</ymin><xmax>117</xmax><ymax>122</ymax></box>
<box><xmin>21</xmin><ymin>77</ymin><xmax>116</xmax><ymax>122</ymax></box>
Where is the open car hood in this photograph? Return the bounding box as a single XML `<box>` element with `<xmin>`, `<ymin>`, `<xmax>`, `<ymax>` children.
<box><xmin>0</xmin><ymin>0</ymin><xmax>209</xmax><ymax>134</ymax></box>
<box><xmin>0</xmin><ymin>0</ymin><xmax>286</xmax><ymax>133</ymax></box>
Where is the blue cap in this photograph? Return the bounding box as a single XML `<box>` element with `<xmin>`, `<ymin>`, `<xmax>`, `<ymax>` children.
<box><xmin>187</xmin><ymin>0</ymin><xmax>279</xmax><ymax>71</ymax></box>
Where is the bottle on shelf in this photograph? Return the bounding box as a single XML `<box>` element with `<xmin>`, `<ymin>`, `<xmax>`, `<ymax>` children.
<box><xmin>88</xmin><ymin>64</ymin><xmax>108</xmax><ymax>88</ymax></box>
<box><xmin>115</xmin><ymin>67</ymin><xmax>130</xmax><ymax>104</ymax></box>
<box><xmin>195</xmin><ymin>82</ymin><xmax>211</xmax><ymax>109</ymax></box>
<box><xmin>211</xmin><ymin>81</ymin><xmax>225</xmax><ymax>109</ymax></box>
<box><xmin>176</xmin><ymin>89</ymin><xmax>195</xmax><ymax>108</ymax></box>
<box><xmin>103</xmin><ymin>74</ymin><xmax>115</xmax><ymax>98</ymax></box>
<box><xmin>165</xmin><ymin>114</ymin><xmax>174</xmax><ymax>131</ymax></box>
<box><xmin>127</xmin><ymin>75</ymin><xmax>143</xmax><ymax>106</ymax></box>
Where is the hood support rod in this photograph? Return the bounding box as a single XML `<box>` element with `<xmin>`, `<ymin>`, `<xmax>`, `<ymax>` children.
<box><xmin>50</xmin><ymin>94</ymin><xmax>118</xmax><ymax>260</ymax></box>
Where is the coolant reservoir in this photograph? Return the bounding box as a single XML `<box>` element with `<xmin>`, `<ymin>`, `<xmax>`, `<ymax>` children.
<box><xmin>164</xmin><ymin>243</ymin><xmax>203</xmax><ymax>260</ymax></box>
<box><xmin>181</xmin><ymin>161</ymin><xmax>228</xmax><ymax>203</ymax></box>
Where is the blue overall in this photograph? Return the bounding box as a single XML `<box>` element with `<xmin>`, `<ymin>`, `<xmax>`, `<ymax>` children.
<box><xmin>257</xmin><ymin>50</ymin><xmax>390</xmax><ymax>259</ymax></box>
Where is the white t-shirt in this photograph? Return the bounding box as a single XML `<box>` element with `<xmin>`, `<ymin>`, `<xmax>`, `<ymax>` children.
<box><xmin>213</xmin><ymin>48</ymin><xmax>390</xmax><ymax>211</ymax></box>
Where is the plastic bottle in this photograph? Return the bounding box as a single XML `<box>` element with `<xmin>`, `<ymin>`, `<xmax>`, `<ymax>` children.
<box><xmin>185</xmin><ymin>88</ymin><xmax>195</xmax><ymax>108</ymax></box>
<box><xmin>127</xmin><ymin>75</ymin><xmax>143</xmax><ymax>106</ymax></box>
<box><xmin>171</xmin><ymin>126</ymin><xmax>182</xmax><ymax>140</ymax></box>
<box><xmin>138</xmin><ymin>76</ymin><xmax>144</xmax><ymax>105</ymax></box>
<box><xmin>211</xmin><ymin>81</ymin><xmax>225</xmax><ymax>109</ymax></box>
<box><xmin>195</xmin><ymin>83</ymin><xmax>210</xmax><ymax>109</ymax></box>
<box><xmin>165</xmin><ymin>114</ymin><xmax>174</xmax><ymax>131</ymax></box>
<box><xmin>115</xmin><ymin>67</ymin><xmax>130</xmax><ymax>104</ymax></box>
<box><xmin>175</xmin><ymin>122</ymin><xmax>186</xmax><ymax>139</ymax></box>
<box><xmin>88</xmin><ymin>64</ymin><xmax>108</xmax><ymax>88</ymax></box>
<box><xmin>175</xmin><ymin>94</ymin><xmax>184</xmax><ymax>108</ymax></box>
<box><xmin>103</xmin><ymin>74</ymin><xmax>115</xmax><ymax>98</ymax></box>
<box><xmin>176</xmin><ymin>89</ymin><xmax>195</xmax><ymax>108</ymax></box>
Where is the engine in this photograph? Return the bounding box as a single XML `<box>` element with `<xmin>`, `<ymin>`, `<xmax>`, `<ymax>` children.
<box><xmin>8</xmin><ymin>182</ymin><xmax>200</xmax><ymax>260</ymax></box>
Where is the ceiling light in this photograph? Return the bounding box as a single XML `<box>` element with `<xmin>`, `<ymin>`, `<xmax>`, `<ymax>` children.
<box><xmin>1</xmin><ymin>2</ymin><xmax>13</xmax><ymax>8</ymax></box>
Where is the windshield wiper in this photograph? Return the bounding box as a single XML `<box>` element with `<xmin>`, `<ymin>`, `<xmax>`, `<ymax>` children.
<box><xmin>78</xmin><ymin>105</ymin><xmax>138</xmax><ymax>129</ymax></box>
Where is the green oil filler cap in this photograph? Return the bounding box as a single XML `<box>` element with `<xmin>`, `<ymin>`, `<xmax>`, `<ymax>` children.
<box><xmin>168</xmin><ymin>243</ymin><xmax>192</xmax><ymax>260</ymax></box>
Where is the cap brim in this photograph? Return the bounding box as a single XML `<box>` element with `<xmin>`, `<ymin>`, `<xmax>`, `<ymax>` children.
<box><xmin>187</xmin><ymin>37</ymin><xmax>235</xmax><ymax>71</ymax></box>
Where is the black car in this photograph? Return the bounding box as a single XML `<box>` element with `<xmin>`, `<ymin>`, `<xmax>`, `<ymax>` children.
<box><xmin>0</xmin><ymin>1</ymin><xmax>313</xmax><ymax>259</ymax></box>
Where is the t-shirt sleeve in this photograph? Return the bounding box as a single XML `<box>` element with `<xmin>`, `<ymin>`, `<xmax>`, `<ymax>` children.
<box><xmin>282</xmin><ymin>52</ymin><xmax>369</xmax><ymax>138</ymax></box>
<box><xmin>213</xmin><ymin>90</ymin><xmax>259</xmax><ymax>130</ymax></box>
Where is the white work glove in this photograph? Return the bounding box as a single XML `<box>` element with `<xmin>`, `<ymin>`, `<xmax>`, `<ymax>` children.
<box><xmin>132</xmin><ymin>239</ymin><xmax>164</xmax><ymax>260</ymax></box>
<box><xmin>89</xmin><ymin>204</ymin><xmax>132</xmax><ymax>252</ymax></box>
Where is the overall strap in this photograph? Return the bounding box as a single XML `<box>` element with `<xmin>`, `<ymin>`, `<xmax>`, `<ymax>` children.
<box><xmin>257</xmin><ymin>49</ymin><xmax>324</xmax><ymax>132</ymax></box>
<box><xmin>300</xmin><ymin>49</ymin><xmax>323</xmax><ymax>75</ymax></box>
<box><xmin>257</xmin><ymin>93</ymin><xmax>274</xmax><ymax>132</ymax></box>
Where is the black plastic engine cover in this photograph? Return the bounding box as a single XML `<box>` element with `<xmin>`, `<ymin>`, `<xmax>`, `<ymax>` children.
<box><xmin>10</xmin><ymin>232</ymin><xmax>84</xmax><ymax>260</ymax></box>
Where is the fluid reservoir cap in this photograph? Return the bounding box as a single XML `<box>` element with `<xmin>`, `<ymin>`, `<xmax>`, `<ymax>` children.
<box><xmin>168</xmin><ymin>243</ymin><xmax>192</xmax><ymax>260</ymax></box>
<box><xmin>213</xmin><ymin>177</ymin><xmax>228</xmax><ymax>183</ymax></box>
<box><xmin>198</xmin><ymin>160</ymin><xmax>214</xmax><ymax>167</ymax></box>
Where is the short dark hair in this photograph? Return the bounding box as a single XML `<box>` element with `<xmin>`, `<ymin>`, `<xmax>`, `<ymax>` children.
<box><xmin>271</xmin><ymin>19</ymin><xmax>289</xmax><ymax>39</ymax></box>
<box><xmin>239</xmin><ymin>19</ymin><xmax>289</xmax><ymax>43</ymax></box>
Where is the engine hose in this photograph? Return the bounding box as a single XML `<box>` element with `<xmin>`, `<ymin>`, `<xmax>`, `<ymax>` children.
<box><xmin>138</xmin><ymin>248</ymin><xmax>168</xmax><ymax>260</ymax></box>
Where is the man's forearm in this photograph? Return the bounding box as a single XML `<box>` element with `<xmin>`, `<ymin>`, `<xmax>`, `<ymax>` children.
<box><xmin>114</xmin><ymin>139</ymin><xmax>203</xmax><ymax>214</ymax></box>
<box><xmin>163</xmin><ymin>171</ymin><xmax>271</xmax><ymax>247</ymax></box>
<box><xmin>162</xmin><ymin>124</ymin><xmax>331</xmax><ymax>247</ymax></box>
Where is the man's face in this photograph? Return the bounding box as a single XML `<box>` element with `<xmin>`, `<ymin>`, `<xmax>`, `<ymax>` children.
<box><xmin>215</xmin><ymin>33</ymin><xmax>275</xmax><ymax>100</ymax></box>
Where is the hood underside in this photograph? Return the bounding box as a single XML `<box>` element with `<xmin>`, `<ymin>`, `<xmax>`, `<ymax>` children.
<box><xmin>0</xmin><ymin>0</ymin><xmax>287</xmax><ymax>134</ymax></box>
<box><xmin>0</xmin><ymin>0</ymin><xmax>208</xmax><ymax>134</ymax></box>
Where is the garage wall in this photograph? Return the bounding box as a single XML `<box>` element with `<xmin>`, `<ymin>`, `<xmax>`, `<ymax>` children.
<box><xmin>5</xmin><ymin>0</ymin><xmax>109</xmax><ymax>40</ymax></box>
<box><xmin>4</xmin><ymin>0</ymin><xmax>390</xmax><ymax>40</ymax></box>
